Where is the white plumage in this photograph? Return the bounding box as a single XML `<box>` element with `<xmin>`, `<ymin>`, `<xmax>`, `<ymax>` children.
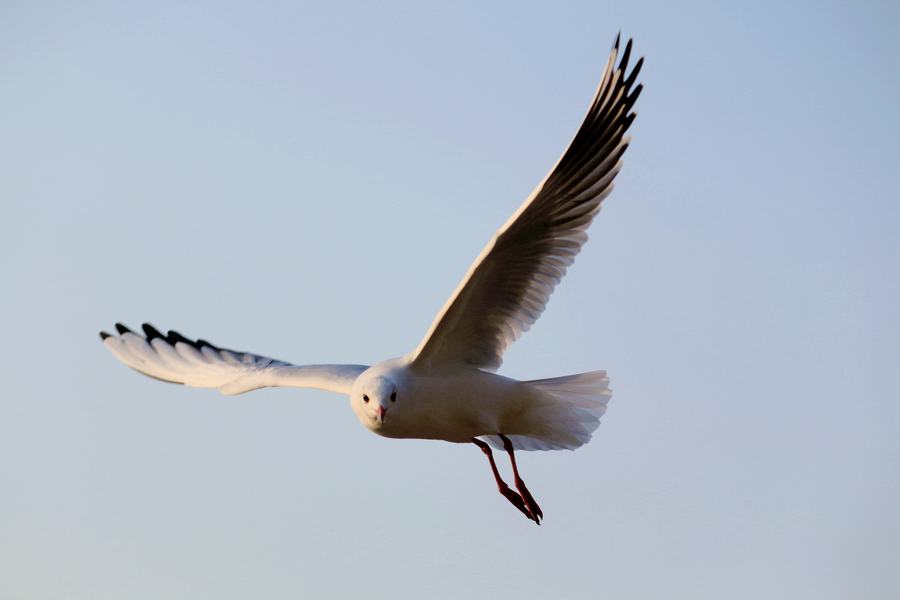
<box><xmin>100</xmin><ymin>35</ymin><xmax>643</xmax><ymax>523</ymax></box>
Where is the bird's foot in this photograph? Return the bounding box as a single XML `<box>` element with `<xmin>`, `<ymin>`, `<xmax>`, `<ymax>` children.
<box><xmin>514</xmin><ymin>477</ymin><xmax>543</xmax><ymax>523</ymax></box>
<box><xmin>499</xmin><ymin>483</ymin><xmax>539</xmax><ymax>524</ymax></box>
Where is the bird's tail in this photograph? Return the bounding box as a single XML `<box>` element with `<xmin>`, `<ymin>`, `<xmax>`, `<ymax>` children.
<box><xmin>481</xmin><ymin>371</ymin><xmax>612</xmax><ymax>451</ymax></box>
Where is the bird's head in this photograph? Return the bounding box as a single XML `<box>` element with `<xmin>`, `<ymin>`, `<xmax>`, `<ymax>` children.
<box><xmin>350</xmin><ymin>374</ymin><xmax>399</xmax><ymax>430</ymax></box>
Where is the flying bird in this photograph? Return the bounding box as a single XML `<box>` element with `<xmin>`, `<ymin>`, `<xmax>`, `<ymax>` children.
<box><xmin>100</xmin><ymin>35</ymin><xmax>643</xmax><ymax>524</ymax></box>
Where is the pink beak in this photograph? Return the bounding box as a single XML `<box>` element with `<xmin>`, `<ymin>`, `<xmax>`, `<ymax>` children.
<box><xmin>376</xmin><ymin>405</ymin><xmax>388</xmax><ymax>422</ymax></box>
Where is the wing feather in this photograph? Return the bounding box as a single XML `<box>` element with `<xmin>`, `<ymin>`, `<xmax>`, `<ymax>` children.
<box><xmin>100</xmin><ymin>323</ymin><xmax>367</xmax><ymax>395</ymax></box>
<box><xmin>411</xmin><ymin>36</ymin><xmax>642</xmax><ymax>370</ymax></box>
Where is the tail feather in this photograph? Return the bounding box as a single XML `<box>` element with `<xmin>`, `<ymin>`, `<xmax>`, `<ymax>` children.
<box><xmin>481</xmin><ymin>370</ymin><xmax>612</xmax><ymax>451</ymax></box>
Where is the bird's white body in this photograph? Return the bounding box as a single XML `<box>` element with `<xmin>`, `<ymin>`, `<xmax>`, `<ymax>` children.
<box><xmin>353</xmin><ymin>359</ymin><xmax>518</xmax><ymax>442</ymax></box>
<box><xmin>351</xmin><ymin>358</ymin><xmax>610</xmax><ymax>450</ymax></box>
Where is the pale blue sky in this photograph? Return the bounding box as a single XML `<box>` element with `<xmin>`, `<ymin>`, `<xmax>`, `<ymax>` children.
<box><xmin>1</xmin><ymin>1</ymin><xmax>898</xmax><ymax>599</ymax></box>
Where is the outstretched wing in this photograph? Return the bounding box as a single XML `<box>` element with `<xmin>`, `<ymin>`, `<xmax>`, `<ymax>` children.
<box><xmin>100</xmin><ymin>323</ymin><xmax>367</xmax><ymax>395</ymax></box>
<box><xmin>411</xmin><ymin>36</ymin><xmax>642</xmax><ymax>371</ymax></box>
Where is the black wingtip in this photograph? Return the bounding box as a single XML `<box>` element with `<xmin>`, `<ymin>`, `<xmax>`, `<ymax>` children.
<box><xmin>142</xmin><ymin>323</ymin><xmax>164</xmax><ymax>342</ymax></box>
<box><xmin>115</xmin><ymin>323</ymin><xmax>132</xmax><ymax>335</ymax></box>
<box><xmin>613</xmin><ymin>31</ymin><xmax>621</xmax><ymax>51</ymax></box>
<box><xmin>625</xmin><ymin>56</ymin><xmax>644</xmax><ymax>88</ymax></box>
<box><xmin>99</xmin><ymin>331</ymin><xmax>112</xmax><ymax>341</ymax></box>
<box><xmin>627</xmin><ymin>83</ymin><xmax>644</xmax><ymax>108</ymax></box>
<box><xmin>619</xmin><ymin>38</ymin><xmax>633</xmax><ymax>72</ymax></box>
<box><xmin>166</xmin><ymin>329</ymin><xmax>192</xmax><ymax>345</ymax></box>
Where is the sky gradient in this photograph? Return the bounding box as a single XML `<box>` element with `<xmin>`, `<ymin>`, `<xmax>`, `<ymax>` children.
<box><xmin>2</xmin><ymin>1</ymin><xmax>899</xmax><ymax>598</ymax></box>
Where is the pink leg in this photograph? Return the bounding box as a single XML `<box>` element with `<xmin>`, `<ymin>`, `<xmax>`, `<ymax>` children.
<box><xmin>499</xmin><ymin>434</ymin><xmax>543</xmax><ymax>523</ymax></box>
<box><xmin>472</xmin><ymin>438</ymin><xmax>538</xmax><ymax>523</ymax></box>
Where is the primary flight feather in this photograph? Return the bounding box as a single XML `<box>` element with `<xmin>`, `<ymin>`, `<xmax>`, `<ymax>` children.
<box><xmin>100</xmin><ymin>35</ymin><xmax>643</xmax><ymax>524</ymax></box>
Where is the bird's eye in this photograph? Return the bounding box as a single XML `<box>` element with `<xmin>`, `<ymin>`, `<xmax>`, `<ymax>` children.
<box><xmin>390</xmin><ymin>392</ymin><xmax>397</xmax><ymax>402</ymax></box>
<box><xmin>363</xmin><ymin>394</ymin><xmax>370</xmax><ymax>403</ymax></box>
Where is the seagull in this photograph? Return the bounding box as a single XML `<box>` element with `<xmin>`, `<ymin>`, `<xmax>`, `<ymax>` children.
<box><xmin>100</xmin><ymin>35</ymin><xmax>642</xmax><ymax>524</ymax></box>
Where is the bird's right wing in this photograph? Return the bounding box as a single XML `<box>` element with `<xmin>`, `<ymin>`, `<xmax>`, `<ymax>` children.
<box><xmin>99</xmin><ymin>323</ymin><xmax>367</xmax><ymax>396</ymax></box>
<box><xmin>410</xmin><ymin>36</ymin><xmax>642</xmax><ymax>371</ymax></box>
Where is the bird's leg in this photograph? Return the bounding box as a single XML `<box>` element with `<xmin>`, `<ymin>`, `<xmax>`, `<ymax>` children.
<box><xmin>471</xmin><ymin>438</ymin><xmax>537</xmax><ymax>523</ymax></box>
<box><xmin>499</xmin><ymin>434</ymin><xmax>543</xmax><ymax>523</ymax></box>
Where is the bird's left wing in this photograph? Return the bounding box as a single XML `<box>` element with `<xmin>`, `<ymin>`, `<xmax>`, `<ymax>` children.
<box><xmin>411</xmin><ymin>36</ymin><xmax>643</xmax><ymax>371</ymax></box>
<box><xmin>100</xmin><ymin>323</ymin><xmax>367</xmax><ymax>395</ymax></box>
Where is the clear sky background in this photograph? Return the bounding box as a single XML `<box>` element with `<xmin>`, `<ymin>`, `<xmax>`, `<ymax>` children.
<box><xmin>2</xmin><ymin>1</ymin><xmax>898</xmax><ymax>598</ymax></box>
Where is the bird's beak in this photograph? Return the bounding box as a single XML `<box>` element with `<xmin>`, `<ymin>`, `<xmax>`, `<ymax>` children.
<box><xmin>376</xmin><ymin>405</ymin><xmax>388</xmax><ymax>423</ymax></box>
